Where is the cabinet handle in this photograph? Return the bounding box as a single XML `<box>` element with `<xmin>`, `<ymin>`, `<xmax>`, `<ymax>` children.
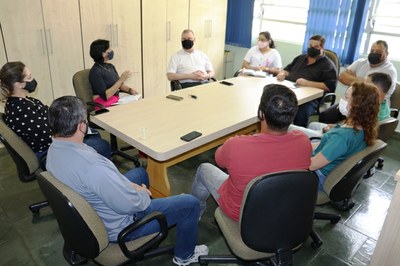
<box><xmin>108</xmin><ymin>24</ymin><xmax>113</xmax><ymax>46</ymax></box>
<box><xmin>167</xmin><ymin>21</ymin><xmax>171</xmax><ymax>41</ymax></box>
<box><xmin>114</xmin><ymin>24</ymin><xmax>119</xmax><ymax>47</ymax></box>
<box><xmin>47</xmin><ymin>29</ymin><xmax>53</xmax><ymax>54</ymax></box>
<box><xmin>208</xmin><ymin>20</ymin><xmax>212</xmax><ymax>38</ymax></box>
<box><xmin>39</xmin><ymin>29</ymin><xmax>46</xmax><ymax>55</ymax></box>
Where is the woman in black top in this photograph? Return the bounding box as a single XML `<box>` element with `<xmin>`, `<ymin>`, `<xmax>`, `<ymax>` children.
<box><xmin>0</xmin><ymin>61</ymin><xmax>111</xmax><ymax>160</ymax></box>
<box><xmin>89</xmin><ymin>39</ymin><xmax>139</xmax><ymax>107</ymax></box>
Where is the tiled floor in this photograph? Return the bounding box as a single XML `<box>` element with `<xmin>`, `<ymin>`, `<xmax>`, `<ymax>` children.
<box><xmin>0</xmin><ymin>133</ymin><xmax>399</xmax><ymax>266</ymax></box>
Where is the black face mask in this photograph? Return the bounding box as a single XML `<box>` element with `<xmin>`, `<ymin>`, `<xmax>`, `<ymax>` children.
<box><xmin>307</xmin><ymin>47</ymin><xmax>321</xmax><ymax>58</ymax></box>
<box><xmin>368</xmin><ymin>52</ymin><xmax>382</xmax><ymax>65</ymax></box>
<box><xmin>24</xmin><ymin>79</ymin><xmax>38</xmax><ymax>93</ymax></box>
<box><xmin>181</xmin><ymin>39</ymin><xmax>194</xmax><ymax>50</ymax></box>
<box><xmin>107</xmin><ymin>50</ymin><xmax>114</xmax><ymax>60</ymax></box>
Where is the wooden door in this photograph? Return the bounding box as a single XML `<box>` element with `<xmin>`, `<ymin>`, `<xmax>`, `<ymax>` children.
<box><xmin>142</xmin><ymin>0</ymin><xmax>168</xmax><ymax>98</ymax></box>
<box><xmin>111</xmin><ymin>0</ymin><xmax>142</xmax><ymax>93</ymax></box>
<box><xmin>79</xmin><ymin>0</ymin><xmax>113</xmax><ymax>69</ymax></box>
<box><xmin>42</xmin><ymin>0</ymin><xmax>84</xmax><ymax>99</ymax></box>
<box><xmin>189</xmin><ymin>0</ymin><xmax>227</xmax><ymax>80</ymax></box>
<box><xmin>0</xmin><ymin>0</ymin><xmax>53</xmax><ymax>105</ymax></box>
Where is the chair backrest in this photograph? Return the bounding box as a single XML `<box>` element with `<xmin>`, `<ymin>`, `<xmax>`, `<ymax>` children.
<box><xmin>324</xmin><ymin>49</ymin><xmax>340</xmax><ymax>75</ymax></box>
<box><xmin>37</xmin><ymin>171</ymin><xmax>109</xmax><ymax>259</ymax></box>
<box><xmin>324</xmin><ymin>139</ymin><xmax>387</xmax><ymax>202</ymax></box>
<box><xmin>239</xmin><ymin>171</ymin><xmax>318</xmax><ymax>253</ymax></box>
<box><xmin>390</xmin><ymin>82</ymin><xmax>400</xmax><ymax>118</ymax></box>
<box><xmin>0</xmin><ymin>113</ymin><xmax>40</xmax><ymax>182</ymax></box>
<box><xmin>72</xmin><ymin>69</ymin><xmax>94</xmax><ymax>104</ymax></box>
<box><xmin>170</xmin><ymin>80</ymin><xmax>182</xmax><ymax>91</ymax></box>
<box><xmin>378</xmin><ymin>117</ymin><xmax>399</xmax><ymax>142</ymax></box>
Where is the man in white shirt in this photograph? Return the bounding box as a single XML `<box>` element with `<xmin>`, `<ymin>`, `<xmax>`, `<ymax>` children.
<box><xmin>167</xmin><ymin>29</ymin><xmax>215</xmax><ymax>89</ymax></box>
<box><xmin>320</xmin><ymin>40</ymin><xmax>397</xmax><ymax>124</ymax></box>
<box><xmin>338</xmin><ymin>40</ymin><xmax>397</xmax><ymax>103</ymax></box>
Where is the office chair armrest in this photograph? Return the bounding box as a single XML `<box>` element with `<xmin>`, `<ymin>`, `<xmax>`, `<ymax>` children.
<box><xmin>210</xmin><ymin>77</ymin><xmax>217</xmax><ymax>82</ymax></box>
<box><xmin>390</xmin><ymin>108</ymin><xmax>399</xmax><ymax>119</ymax></box>
<box><xmin>309</xmin><ymin>137</ymin><xmax>322</xmax><ymax>142</ymax></box>
<box><xmin>117</xmin><ymin>211</ymin><xmax>169</xmax><ymax>260</ymax></box>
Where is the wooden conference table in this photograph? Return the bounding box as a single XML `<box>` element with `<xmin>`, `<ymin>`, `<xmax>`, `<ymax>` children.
<box><xmin>91</xmin><ymin>76</ymin><xmax>324</xmax><ymax>198</ymax></box>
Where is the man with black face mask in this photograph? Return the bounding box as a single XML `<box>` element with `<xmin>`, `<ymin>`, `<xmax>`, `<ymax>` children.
<box><xmin>276</xmin><ymin>35</ymin><xmax>338</xmax><ymax>127</ymax></box>
<box><xmin>167</xmin><ymin>29</ymin><xmax>215</xmax><ymax>89</ymax></box>
<box><xmin>337</xmin><ymin>40</ymin><xmax>397</xmax><ymax>105</ymax></box>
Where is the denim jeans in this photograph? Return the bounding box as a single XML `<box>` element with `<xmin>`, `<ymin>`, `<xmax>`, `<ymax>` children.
<box><xmin>294</xmin><ymin>99</ymin><xmax>319</xmax><ymax>127</ymax></box>
<box><xmin>314</xmin><ymin>169</ymin><xmax>327</xmax><ymax>191</ymax></box>
<box><xmin>191</xmin><ymin>163</ymin><xmax>228</xmax><ymax>217</ymax></box>
<box><xmin>124</xmin><ymin>167</ymin><xmax>201</xmax><ymax>260</ymax></box>
<box><xmin>84</xmin><ymin>132</ymin><xmax>112</xmax><ymax>159</ymax></box>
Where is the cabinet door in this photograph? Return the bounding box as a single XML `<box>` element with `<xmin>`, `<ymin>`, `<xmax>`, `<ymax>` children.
<box><xmin>79</xmin><ymin>0</ymin><xmax>113</xmax><ymax>69</ymax></box>
<box><xmin>42</xmin><ymin>0</ymin><xmax>84</xmax><ymax>99</ymax></box>
<box><xmin>0</xmin><ymin>24</ymin><xmax>6</xmax><ymax>66</ymax></box>
<box><xmin>112</xmin><ymin>0</ymin><xmax>142</xmax><ymax>93</ymax></box>
<box><xmin>0</xmin><ymin>0</ymin><xmax>53</xmax><ymax>105</ymax></box>
<box><xmin>142</xmin><ymin>0</ymin><xmax>167</xmax><ymax>98</ymax></box>
<box><xmin>142</xmin><ymin>0</ymin><xmax>188</xmax><ymax>98</ymax></box>
<box><xmin>189</xmin><ymin>0</ymin><xmax>227</xmax><ymax>80</ymax></box>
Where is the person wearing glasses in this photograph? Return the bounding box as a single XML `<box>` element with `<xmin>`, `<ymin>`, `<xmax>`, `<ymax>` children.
<box><xmin>241</xmin><ymin>31</ymin><xmax>282</xmax><ymax>76</ymax></box>
<box><xmin>89</xmin><ymin>39</ymin><xmax>139</xmax><ymax>107</ymax></box>
<box><xmin>167</xmin><ymin>29</ymin><xmax>215</xmax><ymax>89</ymax></box>
<box><xmin>0</xmin><ymin>61</ymin><xmax>111</xmax><ymax>163</ymax></box>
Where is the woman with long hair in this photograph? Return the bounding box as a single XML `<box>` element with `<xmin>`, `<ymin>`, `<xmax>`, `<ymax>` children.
<box><xmin>310</xmin><ymin>81</ymin><xmax>380</xmax><ymax>190</ymax></box>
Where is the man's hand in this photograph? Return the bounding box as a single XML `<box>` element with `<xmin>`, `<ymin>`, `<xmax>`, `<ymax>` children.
<box><xmin>276</xmin><ymin>71</ymin><xmax>286</xmax><ymax>81</ymax></box>
<box><xmin>132</xmin><ymin>183</ymin><xmax>152</xmax><ymax>197</ymax></box>
<box><xmin>296</xmin><ymin>78</ymin><xmax>309</xmax><ymax>86</ymax></box>
<box><xmin>191</xmin><ymin>70</ymin><xmax>208</xmax><ymax>80</ymax></box>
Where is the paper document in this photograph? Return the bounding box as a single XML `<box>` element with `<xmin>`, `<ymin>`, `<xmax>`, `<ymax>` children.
<box><xmin>112</xmin><ymin>94</ymin><xmax>142</xmax><ymax>105</ymax></box>
<box><xmin>242</xmin><ymin>68</ymin><xmax>267</xmax><ymax>78</ymax></box>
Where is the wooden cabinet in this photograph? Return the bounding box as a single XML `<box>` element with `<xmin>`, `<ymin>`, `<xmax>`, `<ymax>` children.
<box><xmin>0</xmin><ymin>0</ymin><xmax>83</xmax><ymax>105</ymax></box>
<box><xmin>189</xmin><ymin>0</ymin><xmax>228</xmax><ymax>81</ymax></box>
<box><xmin>0</xmin><ymin>25</ymin><xmax>6</xmax><ymax>66</ymax></box>
<box><xmin>79</xmin><ymin>0</ymin><xmax>142</xmax><ymax>93</ymax></box>
<box><xmin>0</xmin><ymin>0</ymin><xmax>226</xmax><ymax>101</ymax></box>
<box><xmin>41</xmin><ymin>0</ymin><xmax>84</xmax><ymax>99</ymax></box>
<box><xmin>0</xmin><ymin>0</ymin><xmax>53</xmax><ymax>105</ymax></box>
<box><xmin>142</xmin><ymin>0</ymin><xmax>189</xmax><ymax>98</ymax></box>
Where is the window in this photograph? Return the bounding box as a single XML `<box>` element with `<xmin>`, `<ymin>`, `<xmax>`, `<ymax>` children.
<box><xmin>361</xmin><ymin>0</ymin><xmax>400</xmax><ymax>59</ymax></box>
<box><xmin>254</xmin><ymin>0</ymin><xmax>309</xmax><ymax>44</ymax></box>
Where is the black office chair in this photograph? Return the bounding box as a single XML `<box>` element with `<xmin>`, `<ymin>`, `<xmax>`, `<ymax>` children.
<box><xmin>199</xmin><ymin>170</ymin><xmax>319</xmax><ymax>265</ymax></box>
<box><xmin>72</xmin><ymin>69</ymin><xmax>140</xmax><ymax>167</ymax></box>
<box><xmin>0</xmin><ymin>113</ymin><xmax>49</xmax><ymax>213</ymax></box>
<box><xmin>37</xmin><ymin>171</ymin><xmax>173</xmax><ymax>265</ymax></box>
<box><xmin>316</xmin><ymin>139</ymin><xmax>387</xmax><ymax>211</ymax></box>
<box><xmin>390</xmin><ymin>82</ymin><xmax>400</xmax><ymax>118</ymax></box>
<box><xmin>170</xmin><ymin>77</ymin><xmax>217</xmax><ymax>91</ymax></box>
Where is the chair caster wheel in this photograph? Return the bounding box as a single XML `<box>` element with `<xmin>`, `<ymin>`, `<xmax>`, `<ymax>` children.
<box><xmin>311</xmin><ymin>240</ymin><xmax>322</xmax><ymax>249</ymax></box>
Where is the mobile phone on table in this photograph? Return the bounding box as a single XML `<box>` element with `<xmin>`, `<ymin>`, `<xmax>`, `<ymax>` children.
<box><xmin>166</xmin><ymin>95</ymin><xmax>184</xmax><ymax>101</ymax></box>
<box><xmin>220</xmin><ymin>81</ymin><xmax>234</xmax><ymax>86</ymax></box>
<box><xmin>180</xmin><ymin>131</ymin><xmax>202</xmax><ymax>142</ymax></box>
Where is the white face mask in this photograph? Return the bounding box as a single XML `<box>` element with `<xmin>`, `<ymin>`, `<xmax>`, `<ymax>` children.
<box><xmin>338</xmin><ymin>98</ymin><xmax>349</xmax><ymax>117</ymax></box>
<box><xmin>258</xmin><ymin>41</ymin><xmax>268</xmax><ymax>49</ymax></box>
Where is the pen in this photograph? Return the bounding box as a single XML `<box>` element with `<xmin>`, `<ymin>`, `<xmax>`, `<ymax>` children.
<box><xmin>190</xmin><ymin>94</ymin><xmax>197</xmax><ymax>99</ymax></box>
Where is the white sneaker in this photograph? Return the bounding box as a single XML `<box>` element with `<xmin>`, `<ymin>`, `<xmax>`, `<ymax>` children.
<box><xmin>172</xmin><ymin>244</ymin><xmax>209</xmax><ymax>266</ymax></box>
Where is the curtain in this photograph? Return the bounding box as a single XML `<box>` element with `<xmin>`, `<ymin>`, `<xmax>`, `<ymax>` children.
<box><xmin>303</xmin><ymin>0</ymin><xmax>371</xmax><ymax>65</ymax></box>
<box><xmin>225</xmin><ymin>0</ymin><xmax>255</xmax><ymax>48</ymax></box>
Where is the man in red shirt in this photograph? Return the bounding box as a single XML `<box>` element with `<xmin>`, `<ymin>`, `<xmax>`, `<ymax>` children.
<box><xmin>191</xmin><ymin>84</ymin><xmax>312</xmax><ymax>221</ymax></box>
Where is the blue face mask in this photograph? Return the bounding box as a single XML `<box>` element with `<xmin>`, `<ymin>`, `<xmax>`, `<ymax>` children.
<box><xmin>107</xmin><ymin>50</ymin><xmax>114</xmax><ymax>60</ymax></box>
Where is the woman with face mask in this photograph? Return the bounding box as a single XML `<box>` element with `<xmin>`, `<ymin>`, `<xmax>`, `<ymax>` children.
<box><xmin>89</xmin><ymin>39</ymin><xmax>139</xmax><ymax>107</ymax></box>
<box><xmin>241</xmin><ymin>31</ymin><xmax>282</xmax><ymax>76</ymax></box>
<box><xmin>0</xmin><ymin>61</ymin><xmax>111</xmax><ymax>162</ymax></box>
<box><xmin>309</xmin><ymin>81</ymin><xmax>380</xmax><ymax>191</ymax></box>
